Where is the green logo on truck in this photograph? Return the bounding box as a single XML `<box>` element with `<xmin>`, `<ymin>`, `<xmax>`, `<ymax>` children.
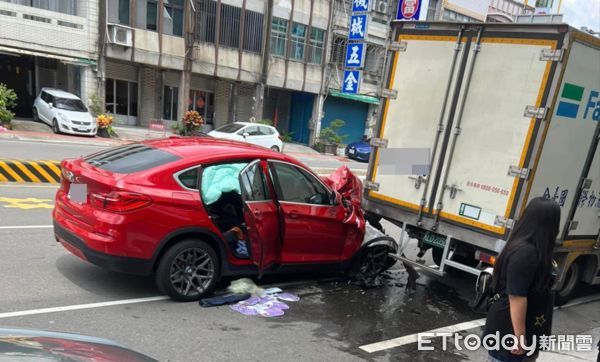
<box><xmin>556</xmin><ymin>82</ymin><xmax>600</xmax><ymax>121</ymax></box>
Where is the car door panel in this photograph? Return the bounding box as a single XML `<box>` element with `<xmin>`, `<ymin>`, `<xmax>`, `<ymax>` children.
<box><xmin>268</xmin><ymin>161</ymin><xmax>351</xmax><ymax>263</ymax></box>
<box><xmin>278</xmin><ymin>202</ymin><xmax>348</xmax><ymax>263</ymax></box>
<box><xmin>239</xmin><ymin>160</ymin><xmax>281</xmax><ymax>273</ymax></box>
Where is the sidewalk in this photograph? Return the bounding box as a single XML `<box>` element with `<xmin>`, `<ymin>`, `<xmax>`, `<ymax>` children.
<box><xmin>1</xmin><ymin>121</ymin><xmax>367</xmax><ymax>175</ymax></box>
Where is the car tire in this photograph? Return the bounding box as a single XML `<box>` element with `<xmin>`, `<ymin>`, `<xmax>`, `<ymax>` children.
<box><xmin>270</xmin><ymin>145</ymin><xmax>280</xmax><ymax>152</ymax></box>
<box><xmin>155</xmin><ymin>239</ymin><xmax>220</xmax><ymax>302</ymax></box>
<box><xmin>555</xmin><ymin>260</ymin><xmax>581</xmax><ymax>306</ymax></box>
<box><xmin>52</xmin><ymin>118</ymin><xmax>60</xmax><ymax>134</ymax></box>
<box><xmin>32</xmin><ymin>108</ymin><xmax>39</xmax><ymax>122</ymax></box>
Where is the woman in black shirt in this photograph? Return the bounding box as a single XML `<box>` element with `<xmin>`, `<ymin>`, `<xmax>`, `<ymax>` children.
<box><xmin>483</xmin><ymin>197</ymin><xmax>561</xmax><ymax>362</ymax></box>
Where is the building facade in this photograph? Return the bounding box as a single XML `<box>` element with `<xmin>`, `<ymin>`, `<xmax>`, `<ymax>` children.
<box><xmin>98</xmin><ymin>0</ymin><xmax>398</xmax><ymax>145</ymax></box>
<box><xmin>0</xmin><ymin>0</ymin><xmax>99</xmax><ymax>118</ymax></box>
<box><xmin>487</xmin><ymin>0</ymin><xmax>534</xmax><ymax>22</ymax></box>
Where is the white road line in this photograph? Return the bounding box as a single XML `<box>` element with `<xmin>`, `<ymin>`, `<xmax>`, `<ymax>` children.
<box><xmin>359</xmin><ymin>294</ymin><xmax>600</xmax><ymax>353</ymax></box>
<box><xmin>0</xmin><ymin>225</ymin><xmax>53</xmax><ymax>230</ymax></box>
<box><xmin>0</xmin><ymin>184</ymin><xmax>59</xmax><ymax>188</ymax></box>
<box><xmin>359</xmin><ymin>319</ymin><xmax>486</xmax><ymax>353</ymax></box>
<box><xmin>0</xmin><ymin>296</ymin><xmax>169</xmax><ymax>319</ymax></box>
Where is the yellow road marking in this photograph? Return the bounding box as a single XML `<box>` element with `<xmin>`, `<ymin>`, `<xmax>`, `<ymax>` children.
<box><xmin>0</xmin><ymin>161</ymin><xmax>24</xmax><ymax>182</ymax></box>
<box><xmin>11</xmin><ymin>161</ymin><xmax>41</xmax><ymax>183</ymax></box>
<box><xmin>0</xmin><ymin>196</ymin><xmax>54</xmax><ymax>209</ymax></box>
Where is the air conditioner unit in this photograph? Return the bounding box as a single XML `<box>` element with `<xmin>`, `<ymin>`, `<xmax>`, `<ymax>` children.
<box><xmin>373</xmin><ymin>0</ymin><xmax>389</xmax><ymax>14</ymax></box>
<box><xmin>107</xmin><ymin>23</ymin><xmax>132</xmax><ymax>47</ymax></box>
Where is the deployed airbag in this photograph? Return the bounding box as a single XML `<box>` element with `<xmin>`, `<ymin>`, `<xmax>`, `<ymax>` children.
<box><xmin>201</xmin><ymin>163</ymin><xmax>248</xmax><ymax>205</ymax></box>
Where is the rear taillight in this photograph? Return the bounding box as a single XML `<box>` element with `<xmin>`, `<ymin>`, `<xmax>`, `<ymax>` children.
<box><xmin>91</xmin><ymin>191</ymin><xmax>152</xmax><ymax>212</ymax></box>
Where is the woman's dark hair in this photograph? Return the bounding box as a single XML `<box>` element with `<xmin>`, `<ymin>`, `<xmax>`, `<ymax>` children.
<box><xmin>492</xmin><ymin>197</ymin><xmax>561</xmax><ymax>292</ymax></box>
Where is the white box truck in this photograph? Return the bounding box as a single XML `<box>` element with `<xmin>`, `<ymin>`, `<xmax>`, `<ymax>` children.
<box><xmin>363</xmin><ymin>21</ymin><xmax>600</xmax><ymax>305</ymax></box>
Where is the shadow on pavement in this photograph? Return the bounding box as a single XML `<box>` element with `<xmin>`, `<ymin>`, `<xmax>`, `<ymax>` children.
<box><xmin>55</xmin><ymin>255</ymin><xmax>160</xmax><ymax>299</ymax></box>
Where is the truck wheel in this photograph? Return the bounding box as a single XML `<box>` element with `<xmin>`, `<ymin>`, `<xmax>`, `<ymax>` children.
<box><xmin>555</xmin><ymin>260</ymin><xmax>581</xmax><ymax>306</ymax></box>
<box><xmin>155</xmin><ymin>240</ymin><xmax>220</xmax><ymax>302</ymax></box>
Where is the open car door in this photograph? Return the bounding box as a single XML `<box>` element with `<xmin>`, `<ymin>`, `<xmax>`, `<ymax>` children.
<box><xmin>239</xmin><ymin>160</ymin><xmax>281</xmax><ymax>275</ymax></box>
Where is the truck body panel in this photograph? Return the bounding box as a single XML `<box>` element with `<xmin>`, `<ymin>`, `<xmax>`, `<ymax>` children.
<box><xmin>364</xmin><ymin>22</ymin><xmax>600</xmax><ymax>298</ymax></box>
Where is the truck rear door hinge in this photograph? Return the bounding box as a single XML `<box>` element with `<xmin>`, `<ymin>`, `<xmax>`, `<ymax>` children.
<box><xmin>494</xmin><ymin>216</ymin><xmax>515</xmax><ymax>229</ymax></box>
<box><xmin>388</xmin><ymin>41</ymin><xmax>407</xmax><ymax>52</ymax></box>
<box><xmin>540</xmin><ymin>48</ymin><xmax>564</xmax><ymax>62</ymax></box>
<box><xmin>508</xmin><ymin>165</ymin><xmax>530</xmax><ymax>179</ymax></box>
<box><xmin>381</xmin><ymin>88</ymin><xmax>398</xmax><ymax>100</ymax></box>
<box><xmin>364</xmin><ymin>180</ymin><xmax>380</xmax><ymax>191</ymax></box>
<box><xmin>370</xmin><ymin>138</ymin><xmax>388</xmax><ymax>148</ymax></box>
<box><xmin>524</xmin><ymin>106</ymin><xmax>548</xmax><ymax>119</ymax></box>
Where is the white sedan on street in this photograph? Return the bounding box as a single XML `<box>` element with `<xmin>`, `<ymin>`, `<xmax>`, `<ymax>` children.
<box><xmin>33</xmin><ymin>88</ymin><xmax>97</xmax><ymax>136</ymax></box>
<box><xmin>208</xmin><ymin>122</ymin><xmax>283</xmax><ymax>152</ymax></box>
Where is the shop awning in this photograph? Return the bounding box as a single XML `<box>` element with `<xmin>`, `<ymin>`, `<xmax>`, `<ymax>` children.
<box><xmin>328</xmin><ymin>89</ymin><xmax>380</xmax><ymax>105</ymax></box>
<box><xmin>0</xmin><ymin>46</ymin><xmax>96</xmax><ymax>66</ymax></box>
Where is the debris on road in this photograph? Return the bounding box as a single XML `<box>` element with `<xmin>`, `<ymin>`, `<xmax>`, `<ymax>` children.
<box><xmin>199</xmin><ymin>293</ymin><xmax>251</xmax><ymax>307</ymax></box>
<box><xmin>230</xmin><ymin>290</ymin><xmax>300</xmax><ymax>318</ymax></box>
<box><xmin>227</xmin><ymin>278</ymin><xmax>265</xmax><ymax>296</ymax></box>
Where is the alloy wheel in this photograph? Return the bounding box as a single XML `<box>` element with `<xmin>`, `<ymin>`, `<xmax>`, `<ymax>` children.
<box><xmin>169</xmin><ymin>247</ymin><xmax>215</xmax><ymax>298</ymax></box>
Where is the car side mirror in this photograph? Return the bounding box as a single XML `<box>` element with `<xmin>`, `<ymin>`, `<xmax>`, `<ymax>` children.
<box><xmin>48</xmin><ymin>102</ymin><xmax>53</xmax><ymax>108</ymax></box>
<box><xmin>243</xmin><ymin>132</ymin><xmax>250</xmax><ymax>138</ymax></box>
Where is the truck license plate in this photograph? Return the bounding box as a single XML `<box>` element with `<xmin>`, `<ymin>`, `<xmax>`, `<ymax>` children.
<box><xmin>423</xmin><ymin>231</ymin><xmax>446</xmax><ymax>249</ymax></box>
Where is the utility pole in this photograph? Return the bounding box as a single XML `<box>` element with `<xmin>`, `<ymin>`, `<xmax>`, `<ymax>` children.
<box><xmin>179</xmin><ymin>0</ymin><xmax>196</xmax><ymax>123</ymax></box>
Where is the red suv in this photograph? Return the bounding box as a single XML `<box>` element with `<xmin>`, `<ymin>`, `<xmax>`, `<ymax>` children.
<box><xmin>53</xmin><ymin>137</ymin><xmax>397</xmax><ymax>301</ymax></box>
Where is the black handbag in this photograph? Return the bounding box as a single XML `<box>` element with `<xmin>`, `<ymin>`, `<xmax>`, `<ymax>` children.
<box><xmin>471</xmin><ymin>267</ymin><xmax>505</xmax><ymax>314</ymax></box>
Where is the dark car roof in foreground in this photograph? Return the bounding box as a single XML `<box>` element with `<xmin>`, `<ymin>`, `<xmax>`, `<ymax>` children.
<box><xmin>0</xmin><ymin>327</ymin><xmax>157</xmax><ymax>361</ymax></box>
<box><xmin>142</xmin><ymin>136</ymin><xmax>303</xmax><ymax>165</ymax></box>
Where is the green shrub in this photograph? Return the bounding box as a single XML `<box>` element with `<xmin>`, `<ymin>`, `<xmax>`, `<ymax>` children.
<box><xmin>0</xmin><ymin>83</ymin><xmax>18</xmax><ymax>124</ymax></box>
<box><xmin>319</xmin><ymin>119</ymin><xmax>346</xmax><ymax>145</ymax></box>
<box><xmin>88</xmin><ymin>94</ymin><xmax>103</xmax><ymax>117</ymax></box>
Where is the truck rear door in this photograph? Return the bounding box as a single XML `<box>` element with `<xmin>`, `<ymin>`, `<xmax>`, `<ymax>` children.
<box><xmin>432</xmin><ymin>35</ymin><xmax>559</xmax><ymax>236</ymax></box>
<box><xmin>368</xmin><ymin>24</ymin><xmax>561</xmax><ymax>238</ymax></box>
<box><xmin>369</xmin><ymin>30</ymin><xmax>466</xmax><ymax>215</ymax></box>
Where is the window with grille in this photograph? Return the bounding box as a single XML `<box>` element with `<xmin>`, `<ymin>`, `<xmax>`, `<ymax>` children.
<box><xmin>290</xmin><ymin>23</ymin><xmax>306</xmax><ymax>60</ymax></box>
<box><xmin>270</xmin><ymin>17</ymin><xmax>288</xmax><ymax>57</ymax></box>
<box><xmin>163</xmin><ymin>0</ymin><xmax>184</xmax><ymax>36</ymax></box>
<box><xmin>330</xmin><ymin>35</ymin><xmax>347</xmax><ymax>68</ymax></box>
<box><xmin>307</xmin><ymin>28</ymin><xmax>324</xmax><ymax>64</ymax></box>
<box><xmin>219</xmin><ymin>4</ymin><xmax>241</xmax><ymax>48</ymax></box>
<box><xmin>196</xmin><ymin>0</ymin><xmax>216</xmax><ymax>43</ymax></box>
<box><xmin>243</xmin><ymin>10</ymin><xmax>264</xmax><ymax>53</ymax></box>
<box><xmin>364</xmin><ymin>44</ymin><xmax>384</xmax><ymax>75</ymax></box>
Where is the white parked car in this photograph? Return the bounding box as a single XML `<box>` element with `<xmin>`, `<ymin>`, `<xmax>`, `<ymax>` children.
<box><xmin>208</xmin><ymin>122</ymin><xmax>283</xmax><ymax>152</ymax></box>
<box><xmin>33</xmin><ymin>88</ymin><xmax>97</xmax><ymax>136</ymax></box>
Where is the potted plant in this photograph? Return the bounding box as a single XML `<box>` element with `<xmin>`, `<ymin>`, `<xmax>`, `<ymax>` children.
<box><xmin>319</xmin><ymin>119</ymin><xmax>346</xmax><ymax>155</ymax></box>
<box><xmin>0</xmin><ymin>83</ymin><xmax>17</xmax><ymax>129</ymax></box>
<box><xmin>96</xmin><ymin>114</ymin><xmax>113</xmax><ymax>138</ymax></box>
<box><xmin>179</xmin><ymin>110</ymin><xmax>204</xmax><ymax>136</ymax></box>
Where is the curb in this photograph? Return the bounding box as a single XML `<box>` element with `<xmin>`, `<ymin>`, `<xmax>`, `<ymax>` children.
<box><xmin>0</xmin><ymin>160</ymin><xmax>61</xmax><ymax>183</ymax></box>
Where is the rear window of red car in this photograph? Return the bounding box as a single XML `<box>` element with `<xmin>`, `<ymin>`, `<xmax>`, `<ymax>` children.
<box><xmin>84</xmin><ymin>144</ymin><xmax>181</xmax><ymax>173</ymax></box>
